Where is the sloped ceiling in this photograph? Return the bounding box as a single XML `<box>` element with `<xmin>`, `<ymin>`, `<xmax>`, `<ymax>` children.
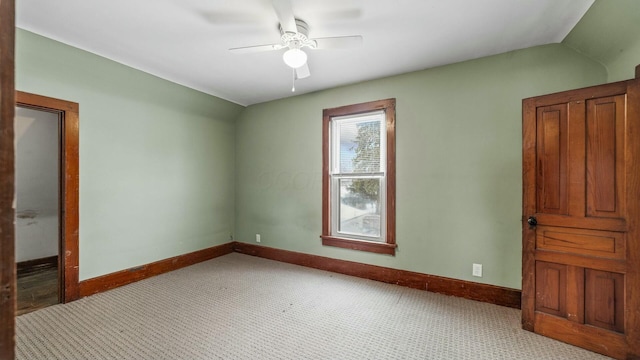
<box><xmin>16</xmin><ymin>0</ymin><xmax>595</xmax><ymax>106</ymax></box>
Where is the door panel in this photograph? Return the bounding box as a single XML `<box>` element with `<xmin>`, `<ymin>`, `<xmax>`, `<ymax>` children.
<box><xmin>536</xmin><ymin>226</ymin><xmax>625</xmax><ymax>260</ymax></box>
<box><xmin>585</xmin><ymin>269</ymin><xmax>625</xmax><ymax>333</ymax></box>
<box><xmin>523</xmin><ymin>79</ymin><xmax>640</xmax><ymax>359</ymax></box>
<box><xmin>535</xmin><ymin>250</ymin><xmax>626</xmax><ymax>273</ymax></box>
<box><xmin>536</xmin><ymin>104</ymin><xmax>568</xmax><ymax>215</ymax></box>
<box><xmin>586</xmin><ymin>95</ymin><xmax>626</xmax><ymax>219</ymax></box>
<box><xmin>535</xmin><ymin>261</ymin><xmax>567</xmax><ymax>317</ymax></box>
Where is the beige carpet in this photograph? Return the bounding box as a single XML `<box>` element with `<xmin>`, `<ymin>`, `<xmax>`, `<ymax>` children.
<box><xmin>16</xmin><ymin>253</ymin><xmax>610</xmax><ymax>359</ymax></box>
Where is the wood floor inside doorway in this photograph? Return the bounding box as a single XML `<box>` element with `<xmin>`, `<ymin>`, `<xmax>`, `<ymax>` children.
<box><xmin>17</xmin><ymin>257</ymin><xmax>58</xmax><ymax>315</ymax></box>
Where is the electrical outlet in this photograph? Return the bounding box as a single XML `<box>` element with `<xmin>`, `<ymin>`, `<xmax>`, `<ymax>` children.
<box><xmin>256</xmin><ymin>234</ymin><xmax>261</xmax><ymax>243</ymax></box>
<box><xmin>472</xmin><ymin>263</ymin><xmax>483</xmax><ymax>277</ymax></box>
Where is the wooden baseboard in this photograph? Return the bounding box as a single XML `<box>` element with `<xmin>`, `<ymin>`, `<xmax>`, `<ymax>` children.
<box><xmin>77</xmin><ymin>241</ymin><xmax>521</xmax><ymax>309</ymax></box>
<box><xmin>232</xmin><ymin>242</ymin><xmax>521</xmax><ymax>309</ymax></box>
<box><xmin>17</xmin><ymin>255</ymin><xmax>58</xmax><ymax>275</ymax></box>
<box><xmin>79</xmin><ymin>243</ymin><xmax>234</xmax><ymax>297</ymax></box>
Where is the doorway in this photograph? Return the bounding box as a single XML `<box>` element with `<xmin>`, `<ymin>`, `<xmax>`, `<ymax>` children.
<box><xmin>15</xmin><ymin>91</ymin><xmax>80</xmax><ymax>307</ymax></box>
<box><xmin>15</xmin><ymin>106</ymin><xmax>60</xmax><ymax>314</ymax></box>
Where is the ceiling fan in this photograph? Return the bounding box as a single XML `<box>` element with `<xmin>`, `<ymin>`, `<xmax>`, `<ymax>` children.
<box><xmin>229</xmin><ymin>0</ymin><xmax>363</xmax><ymax>91</ymax></box>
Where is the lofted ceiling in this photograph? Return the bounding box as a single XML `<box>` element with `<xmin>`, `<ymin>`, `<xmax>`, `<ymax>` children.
<box><xmin>16</xmin><ymin>0</ymin><xmax>594</xmax><ymax>106</ymax></box>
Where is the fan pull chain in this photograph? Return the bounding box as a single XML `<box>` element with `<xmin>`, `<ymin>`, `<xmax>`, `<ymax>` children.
<box><xmin>292</xmin><ymin>68</ymin><xmax>296</xmax><ymax>92</ymax></box>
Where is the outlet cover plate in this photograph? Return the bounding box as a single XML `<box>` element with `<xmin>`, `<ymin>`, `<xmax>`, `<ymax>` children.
<box><xmin>472</xmin><ymin>263</ymin><xmax>482</xmax><ymax>277</ymax></box>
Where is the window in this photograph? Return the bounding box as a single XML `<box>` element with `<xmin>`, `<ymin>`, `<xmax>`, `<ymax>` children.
<box><xmin>321</xmin><ymin>98</ymin><xmax>396</xmax><ymax>255</ymax></box>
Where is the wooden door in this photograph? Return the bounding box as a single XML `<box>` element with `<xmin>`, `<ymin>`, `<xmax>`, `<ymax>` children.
<box><xmin>523</xmin><ymin>73</ymin><xmax>640</xmax><ymax>359</ymax></box>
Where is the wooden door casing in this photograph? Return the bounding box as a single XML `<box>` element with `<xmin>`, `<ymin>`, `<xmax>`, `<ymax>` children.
<box><xmin>0</xmin><ymin>0</ymin><xmax>16</xmax><ymax>358</ymax></box>
<box><xmin>16</xmin><ymin>91</ymin><xmax>80</xmax><ymax>304</ymax></box>
<box><xmin>522</xmin><ymin>73</ymin><xmax>640</xmax><ymax>359</ymax></box>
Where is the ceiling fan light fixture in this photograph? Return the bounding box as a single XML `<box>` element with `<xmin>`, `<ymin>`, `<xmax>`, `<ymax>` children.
<box><xmin>283</xmin><ymin>48</ymin><xmax>307</xmax><ymax>68</ymax></box>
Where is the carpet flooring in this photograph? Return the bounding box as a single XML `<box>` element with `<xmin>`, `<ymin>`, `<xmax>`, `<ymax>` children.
<box><xmin>16</xmin><ymin>253</ymin><xmax>611</xmax><ymax>359</ymax></box>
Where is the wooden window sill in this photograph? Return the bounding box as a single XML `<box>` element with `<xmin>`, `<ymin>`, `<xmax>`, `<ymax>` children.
<box><xmin>320</xmin><ymin>236</ymin><xmax>396</xmax><ymax>255</ymax></box>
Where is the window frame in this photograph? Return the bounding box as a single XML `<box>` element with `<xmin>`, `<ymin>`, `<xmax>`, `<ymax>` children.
<box><xmin>321</xmin><ymin>98</ymin><xmax>396</xmax><ymax>255</ymax></box>
<box><xmin>330</xmin><ymin>112</ymin><xmax>387</xmax><ymax>242</ymax></box>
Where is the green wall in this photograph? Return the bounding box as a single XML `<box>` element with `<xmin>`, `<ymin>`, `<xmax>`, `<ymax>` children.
<box><xmin>563</xmin><ymin>0</ymin><xmax>640</xmax><ymax>82</ymax></box>
<box><xmin>607</xmin><ymin>38</ymin><xmax>640</xmax><ymax>82</ymax></box>
<box><xmin>235</xmin><ymin>44</ymin><xmax>606</xmax><ymax>289</ymax></box>
<box><xmin>17</xmin><ymin>0</ymin><xmax>629</xmax><ymax>289</ymax></box>
<box><xmin>16</xmin><ymin>29</ymin><xmax>244</xmax><ymax>280</ymax></box>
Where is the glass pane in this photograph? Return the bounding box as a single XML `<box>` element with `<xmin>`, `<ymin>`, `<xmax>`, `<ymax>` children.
<box><xmin>338</xmin><ymin>178</ymin><xmax>381</xmax><ymax>238</ymax></box>
<box><xmin>338</xmin><ymin>119</ymin><xmax>381</xmax><ymax>174</ymax></box>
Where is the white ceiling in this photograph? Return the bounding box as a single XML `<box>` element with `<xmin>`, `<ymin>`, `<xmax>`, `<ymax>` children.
<box><xmin>16</xmin><ymin>0</ymin><xmax>594</xmax><ymax>106</ymax></box>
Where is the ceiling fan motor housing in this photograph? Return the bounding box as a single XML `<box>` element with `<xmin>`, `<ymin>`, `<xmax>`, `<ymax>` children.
<box><xmin>279</xmin><ymin>19</ymin><xmax>317</xmax><ymax>49</ymax></box>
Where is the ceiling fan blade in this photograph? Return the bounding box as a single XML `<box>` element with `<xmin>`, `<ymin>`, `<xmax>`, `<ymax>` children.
<box><xmin>273</xmin><ymin>0</ymin><xmax>297</xmax><ymax>33</ymax></box>
<box><xmin>312</xmin><ymin>35</ymin><xmax>363</xmax><ymax>49</ymax></box>
<box><xmin>295</xmin><ymin>63</ymin><xmax>310</xmax><ymax>79</ymax></box>
<box><xmin>229</xmin><ymin>44</ymin><xmax>284</xmax><ymax>54</ymax></box>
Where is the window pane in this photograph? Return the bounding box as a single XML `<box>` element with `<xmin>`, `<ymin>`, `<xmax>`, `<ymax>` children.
<box><xmin>338</xmin><ymin>178</ymin><xmax>381</xmax><ymax>238</ymax></box>
<box><xmin>338</xmin><ymin>119</ymin><xmax>381</xmax><ymax>174</ymax></box>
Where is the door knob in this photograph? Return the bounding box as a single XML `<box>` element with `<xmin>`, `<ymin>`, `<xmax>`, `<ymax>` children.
<box><xmin>527</xmin><ymin>216</ymin><xmax>537</xmax><ymax>227</ymax></box>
